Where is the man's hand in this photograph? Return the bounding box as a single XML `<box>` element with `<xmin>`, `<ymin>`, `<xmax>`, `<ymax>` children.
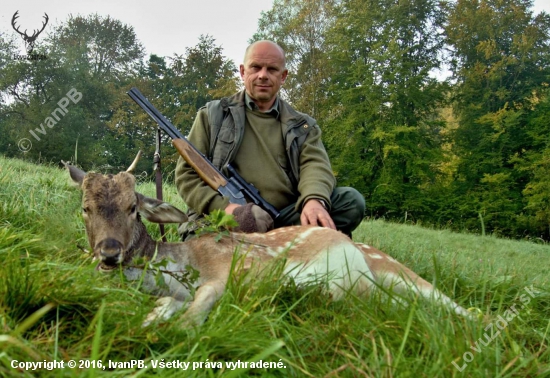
<box><xmin>300</xmin><ymin>199</ymin><xmax>336</xmax><ymax>230</ymax></box>
<box><xmin>225</xmin><ymin>203</ymin><xmax>273</xmax><ymax>233</ymax></box>
<box><xmin>225</xmin><ymin>203</ymin><xmax>241</xmax><ymax>215</ymax></box>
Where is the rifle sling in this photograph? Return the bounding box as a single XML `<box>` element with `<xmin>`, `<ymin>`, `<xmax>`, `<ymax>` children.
<box><xmin>154</xmin><ymin>127</ymin><xmax>167</xmax><ymax>242</ymax></box>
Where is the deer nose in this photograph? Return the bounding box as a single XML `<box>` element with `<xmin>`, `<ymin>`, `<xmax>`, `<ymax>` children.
<box><xmin>97</xmin><ymin>238</ymin><xmax>123</xmax><ymax>264</ymax></box>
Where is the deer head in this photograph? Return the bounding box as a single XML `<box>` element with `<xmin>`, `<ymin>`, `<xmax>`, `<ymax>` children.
<box><xmin>12</xmin><ymin>11</ymin><xmax>49</xmax><ymax>55</ymax></box>
<box><xmin>64</xmin><ymin>152</ymin><xmax>187</xmax><ymax>270</ymax></box>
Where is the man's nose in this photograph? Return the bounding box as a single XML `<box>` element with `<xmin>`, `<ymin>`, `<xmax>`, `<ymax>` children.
<box><xmin>258</xmin><ymin>67</ymin><xmax>268</xmax><ymax>79</ymax></box>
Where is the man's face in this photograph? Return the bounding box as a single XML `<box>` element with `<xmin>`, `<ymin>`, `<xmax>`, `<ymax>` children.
<box><xmin>240</xmin><ymin>42</ymin><xmax>288</xmax><ymax>111</ymax></box>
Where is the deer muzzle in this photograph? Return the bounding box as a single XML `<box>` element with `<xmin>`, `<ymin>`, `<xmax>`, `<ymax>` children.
<box><xmin>96</xmin><ymin>238</ymin><xmax>124</xmax><ymax>268</ymax></box>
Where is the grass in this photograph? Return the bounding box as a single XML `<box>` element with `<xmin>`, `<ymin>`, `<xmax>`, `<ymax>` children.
<box><xmin>0</xmin><ymin>154</ymin><xmax>549</xmax><ymax>377</ymax></box>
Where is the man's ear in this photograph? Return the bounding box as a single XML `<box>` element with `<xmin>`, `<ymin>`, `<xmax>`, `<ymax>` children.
<box><xmin>137</xmin><ymin>193</ymin><xmax>188</xmax><ymax>224</ymax></box>
<box><xmin>62</xmin><ymin>161</ymin><xmax>86</xmax><ymax>188</ymax></box>
<box><xmin>281</xmin><ymin>68</ymin><xmax>288</xmax><ymax>83</ymax></box>
<box><xmin>239</xmin><ymin>64</ymin><xmax>246</xmax><ymax>80</ymax></box>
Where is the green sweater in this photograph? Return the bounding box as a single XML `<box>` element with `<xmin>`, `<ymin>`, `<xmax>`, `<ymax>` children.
<box><xmin>232</xmin><ymin>108</ymin><xmax>296</xmax><ymax>210</ymax></box>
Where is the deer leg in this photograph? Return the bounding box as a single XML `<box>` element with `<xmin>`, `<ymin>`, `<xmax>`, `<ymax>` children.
<box><xmin>142</xmin><ymin>296</ymin><xmax>188</xmax><ymax>327</ymax></box>
<box><xmin>358</xmin><ymin>243</ymin><xmax>473</xmax><ymax>319</ymax></box>
<box><xmin>179</xmin><ymin>280</ymin><xmax>226</xmax><ymax>327</ymax></box>
<box><xmin>376</xmin><ymin>271</ymin><xmax>472</xmax><ymax>318</ymax></box>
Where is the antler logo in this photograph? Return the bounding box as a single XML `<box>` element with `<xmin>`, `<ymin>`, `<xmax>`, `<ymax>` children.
<box><xmin>11</xmin><ymin>11</ymin><xmax>49</xmax><ymax>55</ymax></box>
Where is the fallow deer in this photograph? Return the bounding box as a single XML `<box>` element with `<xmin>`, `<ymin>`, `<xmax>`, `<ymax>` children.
<box><xmin>64</xmin><ymin>154</ymin><xmax>472</xmax><ymax>327</ymax></box>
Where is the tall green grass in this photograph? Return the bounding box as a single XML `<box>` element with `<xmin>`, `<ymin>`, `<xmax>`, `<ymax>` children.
<box><xmin>0</xmin><ymin>155</ymin><xmax>548</xmax><ymax>377</ymax></box>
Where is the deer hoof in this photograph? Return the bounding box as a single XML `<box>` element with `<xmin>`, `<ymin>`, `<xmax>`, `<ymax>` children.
<box><xmin>142</xmin><ymin>297</ymin><xmax>185</xmax><ymax>327</ymax></box>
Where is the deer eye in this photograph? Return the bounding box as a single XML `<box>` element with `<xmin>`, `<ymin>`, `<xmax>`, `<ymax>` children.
<box><xmin>130</xmin><ymin>205</ymin><xmax>137</xmax><ymax>214</ymax></box>
<box><xmin>82</xmin><ymin>207</ymin><xmax>89</xmax><ymax>214</ymax></box>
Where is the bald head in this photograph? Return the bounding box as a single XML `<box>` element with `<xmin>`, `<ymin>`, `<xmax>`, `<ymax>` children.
<box><xmin>243</xmin><ymin>40</ymin><xmax>286</xmax><ymax>68</ymax></box>
<box><xmin>240</xmin><ymin>40</ymin><xmax>288</xmax><ymax>112</ymax></box>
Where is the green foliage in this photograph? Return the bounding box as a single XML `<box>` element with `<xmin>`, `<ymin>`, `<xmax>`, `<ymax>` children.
<box><xmin>0</xmin><ymin>14</ymin><xmax>145</xmax><ymax>168</ymax></box>
<box><xmin>0</xmin><ymin>18</ymin><xmax>237</xmax><ymax>176</ymax></box>
<box><xmin>107</xmin><ymin>35</ymin><xmax>239</xmax><ymax>172</ymax></box>
<box><xmin>131</xmin><ymin>255</ymin><xmax>200</xmax><ymax>296</ymax></box>
<box><xmin>253</xmin><ymin>0</ymin><xmax>336</xmax><ymax>118</ymax></box>
<box><xmin>442</xmin><ymin>0</ymin><xmax>550</xmax><ymax>237</ymax></box>
<box><xmin>322</xmin><ymin>0</ymin><xmax>448</xmax><ymax>221</ymax></box>
<box><xmin>195</xmin><ymin>209</ymin><xmax>239</xmax><ymax>241</ymax></box>
<box><xmin>515</xmin><ymin>88</ymin><xmax>550</xmax><ymax>237</ymax></box>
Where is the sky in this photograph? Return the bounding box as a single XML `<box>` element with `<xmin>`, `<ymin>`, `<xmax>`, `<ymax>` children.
<box><xmin>1</xmin><ymin>0</ymin><xmax>275</xmax><ymax>67</ymax></box>
<box><xmin>1</xmin><ymin>0</ymin><xmax>549</xmax><ymax>69</ymax></box>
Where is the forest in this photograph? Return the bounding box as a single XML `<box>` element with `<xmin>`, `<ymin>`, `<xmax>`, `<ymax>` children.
<box><xmin>1</xmin><ymin>0</ymin><xmax>549</xmax><ymax>240</ymax></box>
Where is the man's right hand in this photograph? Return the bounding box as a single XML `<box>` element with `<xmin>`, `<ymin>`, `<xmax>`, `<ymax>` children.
<box><xmin>225</xmin><ymin>203</ymin><xmax>241</xmax><ymax>215</ymax></box>
<box><xmin>300</xmin><ymin>199</ymin><xmax>336</xmax><ymax>230</ymax></box>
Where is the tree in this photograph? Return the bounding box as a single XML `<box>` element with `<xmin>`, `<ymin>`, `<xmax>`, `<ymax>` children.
<box><xmin>108</xmin><ymin>35</ymin><xmax>239</xmax><ymax>171</ymax></box>
<box><xmin>516</xmin><ymin>88</ymin><xmax>550</xmax><ymax>238</ymax></box>
<box><xmin>0</xmin><ymin>14</ymin><xmax>145</xmax><ymax>169</ymax></box>
<box><xmin>166</xmin><ymin>35</ymin><xmax>239</xmax><ymax>132</ymax></box>
<box><xmin>253</xmin><ymin>0</ymin><xmax>336</xmax><ymax>118</ymax></box>
<box><xmin>322</xmin><ymin>0</ymin><xmax>449</xmax><ymax>220</ymax></box>
<box><xmin>51</xmin><ymin>14</ymin><xmax>144</xmax><ymax>81</ymax></box>
<box><xmin>445</xmin><ymin>0</ymin><xmax>550</xmax><ymax>235</ymax></box>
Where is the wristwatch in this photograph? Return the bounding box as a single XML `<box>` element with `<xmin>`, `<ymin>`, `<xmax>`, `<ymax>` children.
<box><xmin>317</xmin><ymin>199</ymin><xmax>328</xmax><ymax>210</ymax></box>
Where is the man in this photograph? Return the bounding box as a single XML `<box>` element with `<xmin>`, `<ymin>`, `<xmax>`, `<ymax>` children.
<box><xmin>175</xmin><ymin>40</ymin><xmax>365</xmax><ymax>238</ymax></box>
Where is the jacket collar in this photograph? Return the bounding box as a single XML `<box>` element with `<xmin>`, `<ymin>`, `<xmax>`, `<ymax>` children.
<box><xmin>227</xmin><ymin>90</ymin><xmax>307</xmax><ymax>129</ymax></box>
<box><xmin>244</xmin><ymin>92</ymin><xmax>280</xmax><ymax>118</ymax></box>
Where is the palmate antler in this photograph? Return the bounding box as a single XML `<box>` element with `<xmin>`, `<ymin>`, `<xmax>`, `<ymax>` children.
<box><xmin>11</xmin><ymin>11</ymin><xmax>49</xmax><ymax>53</ymax></box>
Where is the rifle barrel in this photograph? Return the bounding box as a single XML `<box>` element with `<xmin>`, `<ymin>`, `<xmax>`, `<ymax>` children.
<box><xmin>127</xmin><ymin>88</ymin><xmax>181</xmax><ymax>139</ymax></box>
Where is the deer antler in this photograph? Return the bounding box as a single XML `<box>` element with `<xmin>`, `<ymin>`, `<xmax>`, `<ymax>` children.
<box><xmin>11</xmin><ymin>11</ymin><xmax>49</xmax><ymax>42</ymax></box>
<box><xmin>126</xmin><ymin>150</ymin><xmax>142</xmax><ymax>173</ymax></box>
<box><xmin>29</xmin><ymin>13</ymin><xmax>49</xmax><ymax>40</ymax></box>
<box><xmin>11</xmin><ymin>11</ymin><xmax>26</xmax><ymax>38</ymax></box>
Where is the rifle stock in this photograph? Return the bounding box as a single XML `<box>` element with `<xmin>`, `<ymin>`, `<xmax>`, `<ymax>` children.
<box><xmin>172</xmin><ymin>139</ymin><xmax>227</xmax><ymax>190</ymax></box>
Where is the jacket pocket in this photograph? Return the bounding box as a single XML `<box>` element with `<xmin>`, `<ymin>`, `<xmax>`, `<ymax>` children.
<box><xmin>211</xmin><ymin>124</ymin><xmax>235</xmax><ymax>168</ymax></box>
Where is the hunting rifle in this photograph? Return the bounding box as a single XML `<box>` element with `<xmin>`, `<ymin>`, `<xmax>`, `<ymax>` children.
<box><xmin>127</xmin><ymin>87</ymin><xmax>280</xmax><ymax>220</ymax></box>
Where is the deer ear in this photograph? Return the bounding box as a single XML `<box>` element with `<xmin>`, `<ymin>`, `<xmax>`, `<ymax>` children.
<box><xmin>137</xmin><ymin>193</ymin><xmax>188</xmax><ymax>224</ymax></box>
<box><xmin>63</xmin><ymin>161</ymin><xmax>86</xmax><ymax>188</ymax></box>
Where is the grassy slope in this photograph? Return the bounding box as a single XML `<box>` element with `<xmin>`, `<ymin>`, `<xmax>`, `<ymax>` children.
<box><xmin>0</xmin><ymin>155</ymin><xmax>548</xmax><ymax>377</ymax></box>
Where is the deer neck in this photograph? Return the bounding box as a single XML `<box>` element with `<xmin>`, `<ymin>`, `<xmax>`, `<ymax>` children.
<box><xmin>123</xmin><ymin>219</ymin><xmax>159</xmax><ymax>264</ymax></box>
<box><xmin>123</xmin><ymin>219</ymin><xmax>190</xmax><ymax>265</ymax></box>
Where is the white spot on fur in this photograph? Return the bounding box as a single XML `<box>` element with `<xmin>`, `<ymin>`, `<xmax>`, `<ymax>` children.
<box><xmin>293</xmin><ymin>227</ymin><xmax>323</xmax><ymax>243</ymax></box>
<box><xmin>264</xmin><ymin>248</ymin><xmax>280</xmax><ymax>257</ymax></box>
<box><xmin>368</xmin><ymin>253</ymin><xmax>383</xmax><ymax>259</ymax></box>
<box><xmin>284</xmin><ymin>243</ymin><xmax>375</xmax><ymax>300</ymax></box>
<box><xmin>276</xmin><ymin>241</ymin><xmax>295</xmax><ymax>254</ymax></box>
